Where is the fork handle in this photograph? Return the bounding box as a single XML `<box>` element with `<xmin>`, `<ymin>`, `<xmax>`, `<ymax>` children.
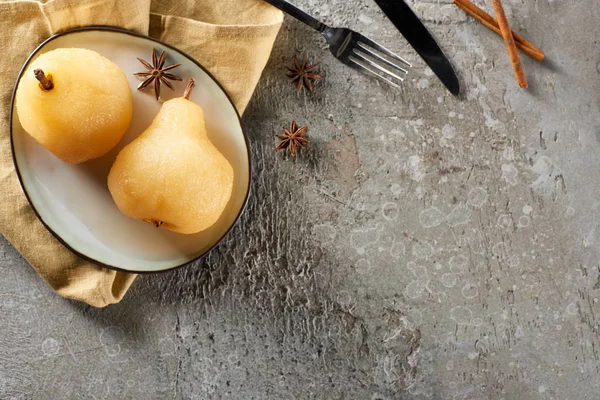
<box><xmin>263</xmin><ymin>0</ymin><xmax>326</xmax><ymax>32</ymax></box>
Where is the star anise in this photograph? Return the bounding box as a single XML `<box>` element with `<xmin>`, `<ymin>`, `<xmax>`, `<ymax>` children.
<box><xmin>276</xmin><ymin>121</ymin><xmax>309</xmax><ymax>156</ymax></box>
<box><xmin>135</xmin><ymin>49</ymin><xmax>182</xmax><ymax>101</ymax></box>
<box><xmin>285</xmin><ymin>55</ymin><xmax>322</xmax><ymax>93</ymax></box>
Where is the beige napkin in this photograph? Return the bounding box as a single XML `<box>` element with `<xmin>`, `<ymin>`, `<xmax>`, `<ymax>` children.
<box><xmin>0</xmin><ymin>0</ymin><xmax>282</xmax><ymax>307</ymax></box>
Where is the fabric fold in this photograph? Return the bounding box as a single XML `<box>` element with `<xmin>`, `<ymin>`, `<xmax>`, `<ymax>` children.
<box><xmin>150</xmin><ymin>12</ymin><xmax>283</xmax><ymax>112</ymax></box>
<box><xmin>40</xmin><ymin>0</ymin><xmax>151</xmax><ymax>34</ymax></box>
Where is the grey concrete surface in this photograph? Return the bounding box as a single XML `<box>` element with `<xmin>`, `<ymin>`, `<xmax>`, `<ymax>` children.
<box><xmin>2</xmin><ymin>0</ymin><xmax>600</xmax><ymax>399</ymax></box>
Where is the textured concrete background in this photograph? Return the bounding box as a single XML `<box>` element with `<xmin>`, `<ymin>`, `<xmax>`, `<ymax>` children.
<box><xmin>2</xmin><ymin>0</ymin><xmax>600</xmax><ymax>399</ymax></box>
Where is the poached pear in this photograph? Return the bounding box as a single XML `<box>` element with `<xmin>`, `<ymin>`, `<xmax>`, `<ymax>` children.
<box><xmin>108</xmin><ymin>79</ymin><xmax>234</xmax><ymax>234</ymax></box>
<box><xmin>15</xmin><ymin>48</ymin><xmax>132</xmax><ymax>164</ymax></box>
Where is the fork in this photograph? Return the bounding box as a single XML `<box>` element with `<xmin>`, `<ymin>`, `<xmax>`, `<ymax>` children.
<box><xmin>264</xmin><ymin>0</ymin><xmax>411</xmax><ymax>88</ymax></box>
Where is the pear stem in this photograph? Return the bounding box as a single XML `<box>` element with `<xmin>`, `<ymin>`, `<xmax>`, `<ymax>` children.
<box><xmin>34</xmin><ymin>68</ymin><xmax>54</xmax><ymax>91</ymax></box>
<box><xmin>183</xmin><ymin>78</ymin><xmax>195</xmax><ymax>100</ymax></box>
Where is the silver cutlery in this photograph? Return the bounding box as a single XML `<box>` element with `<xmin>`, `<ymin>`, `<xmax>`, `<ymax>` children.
<box><xmin>264</xmin><ymin>0</ymin><xmax>412</xmax><ymax>88</ymax></box>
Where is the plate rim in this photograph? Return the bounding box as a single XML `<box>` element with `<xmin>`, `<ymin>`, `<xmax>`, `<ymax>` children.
<box><xmin>9</xmin><ymin>25</ymin><xmax>252</xmax><ymax>274</ymax></box>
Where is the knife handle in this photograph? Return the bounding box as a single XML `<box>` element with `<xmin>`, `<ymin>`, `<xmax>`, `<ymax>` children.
<box><xmin>263</xmin><ymin>0</ymin><xmax>326</xmax><ymax>32</ymax></box>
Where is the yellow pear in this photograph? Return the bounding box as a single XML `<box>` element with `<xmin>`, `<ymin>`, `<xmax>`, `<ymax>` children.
<box><xmin>108</xmin><ymin>79</ymin><xmax>234</xmax><ymax>234</ymax></box>
<box><xmin>15</xmin><ymin>48</ymin><xmax>132</xmax><ymax>164</ymax></box>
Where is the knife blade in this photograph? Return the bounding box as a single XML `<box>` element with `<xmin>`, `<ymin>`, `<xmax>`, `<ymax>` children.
<box><xmin>373</xmin><ymin>0</ymin><xmax>460</xmax><ymax>96</ymax></box>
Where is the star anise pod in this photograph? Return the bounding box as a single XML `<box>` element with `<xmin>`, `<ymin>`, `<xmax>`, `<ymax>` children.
<box><xmin>135</xmin><ymin>49</ymin><xmax>183</xmax><ymax>101</ymax></box>
<box><xmin>285</xmin><ymin>55</ymin><xmax>322</xmax><ymax>93</ymax></box>
<box><xmin>276</xmin><ymin>121</ymin><xmax>309</xmax><ymax>156</ymax></box>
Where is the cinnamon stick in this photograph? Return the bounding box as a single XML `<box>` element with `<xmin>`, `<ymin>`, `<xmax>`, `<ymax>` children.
<box><xmin>453</xmin><ymin>0</ymin><xmax>544</xmax><ymax>62</ymax></box>
<box><xmin>490</xmin><ymin>0</ymin><xmax>528</xmax><ymax>88</ymax></box>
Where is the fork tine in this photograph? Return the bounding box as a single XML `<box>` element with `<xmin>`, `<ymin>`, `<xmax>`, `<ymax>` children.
<box><xmin>348</xmin><ymin>57</ymin><xmax>401</xmax><ymax>88</ymax></box>
<box><xmin>352</xmin><ymin>51</ymin><xmax>406</xmax><ymax>82</ymax></box>
<box><xmin>356</xmin><ymin>43</ymin><xmax>409</xmax><ymax>75</ymax></box>
<box><xmin>357</xmin><ymin>37</ymin><xmax>412</xmax><ymax>68</ymax></box>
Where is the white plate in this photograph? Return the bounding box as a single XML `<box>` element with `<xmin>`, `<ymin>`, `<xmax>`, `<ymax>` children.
<box><xmin>10</xmin><ymin>27</ymin><xmax>251</xmax><ymax>273</ymax></box>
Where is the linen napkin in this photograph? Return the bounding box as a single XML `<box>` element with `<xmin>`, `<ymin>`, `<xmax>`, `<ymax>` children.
<box><xmin>0</xmin><ymin>0</ymin><xmax>282</xmax><ymax>307</ymax></box>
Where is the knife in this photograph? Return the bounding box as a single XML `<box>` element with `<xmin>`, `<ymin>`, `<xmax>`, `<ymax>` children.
<box><xmin>373</xmin><ymin>0</ymin><xmax>460</xmax><ymax>96</ymax></box>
